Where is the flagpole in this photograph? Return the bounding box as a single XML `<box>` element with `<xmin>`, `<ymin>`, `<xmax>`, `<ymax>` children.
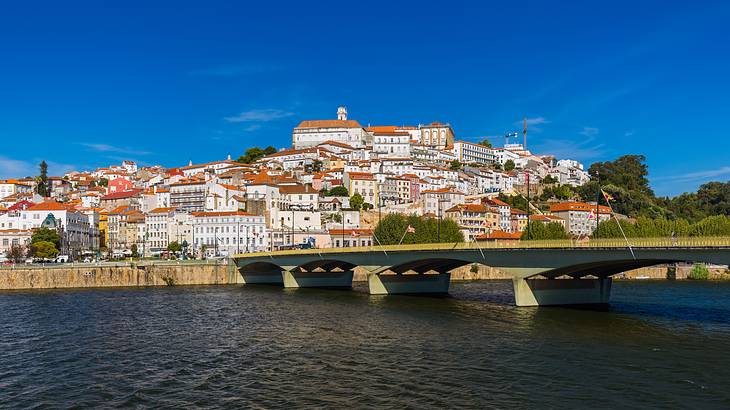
<box><xmin>372</xmin><ymin>231</ymin><xmax>388</xmax><ymax>257</ymax></box>
<box><xmin>397</xmin><ymin>227</ymin><xmax>409</xmax><ymax>246</ymax></box>
<box><xmin>602</xmin><ymin>191</ymin><xmax>635</xmax><ymax>260</ymax></box>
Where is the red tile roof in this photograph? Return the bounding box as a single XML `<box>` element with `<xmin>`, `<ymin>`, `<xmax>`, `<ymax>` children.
<box><xmin>101</xmin><ymin>189</ymin><xmax>142</xmax><ymax>200</ymax></box>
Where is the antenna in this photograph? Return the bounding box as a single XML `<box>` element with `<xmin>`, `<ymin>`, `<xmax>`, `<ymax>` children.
<box><xmin>523</xmin><ymin>117</ymin><xmax>527</xmax><ymax>148</ymax></box>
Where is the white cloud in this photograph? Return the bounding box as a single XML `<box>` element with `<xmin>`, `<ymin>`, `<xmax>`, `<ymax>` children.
<box><xmin>243</xmin><ymin>124</ymin><xmax>263</xmax><ymax>132</ymax></box>
<box><xmin>0</xmin><ymin>156</ymin><xmax>34</xmax><ymax>178</ymax></box>
<box><xmin>78</xmin><ymin>143</ymin><xmax>151</xmax><ymax>156</ymax></box>
<box><xmin>624</xmin><ymin>130</ymin><xmax>635</xmax><ymax>137</ymax></box>
<box><xmin>579</xmin><ymin>126</ymin><xmax>599</xmax><ymax>137</ymax></box>
<box><xmin>523</xmin><ymin>117</ymin><xmax>550</xmax><ymax>126</ymax></box>
<box><xmin>532</xmin><ymin>136</ymin><xmax>606</xmax><ymax>161</ymax></box>
<box><xmin>514</xmin><ymin>117</ymin><xmax>550</xmax><ymax>133</ymax></box>
<box><xmin>0</xmin><ymin>157</ymin><xmax>79</xmax><ymax>179</ymax></box>
<box><xmin>653</xmin><ymin>166</ymin><xmax>730</xmax><ymax>182</ymax></box>
<box><xmin>224</xmin><ymin>109</ymin><xmax>295</xmax><ymax>123</ymax></box>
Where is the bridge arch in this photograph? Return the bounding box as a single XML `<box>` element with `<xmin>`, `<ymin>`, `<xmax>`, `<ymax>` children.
<box><xmin>385</xmin><ymin>257</ymin><xmax>474</xmax><ymax>274</ymax></box>
<box><xmin>527</xmin><ymin>257</ymin><xmax>713</xmax><ymax>279</ymax></box>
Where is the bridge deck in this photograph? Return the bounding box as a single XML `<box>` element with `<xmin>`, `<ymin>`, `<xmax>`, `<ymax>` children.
<box><xmin>233</xmin><ymin>237</ymin><xmax>730</xmax><ymax>259</ymax></box>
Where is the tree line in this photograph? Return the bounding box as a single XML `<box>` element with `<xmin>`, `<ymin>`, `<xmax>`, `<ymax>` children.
<box><xmin>594</xmin><ymin>215</ymin><xmax>730</xmax><ymax>238</ymax></box>
<box><xmin>373</xmin><ymin>214</ymin><xmax>463</xmax><ymax>245</ymax></box>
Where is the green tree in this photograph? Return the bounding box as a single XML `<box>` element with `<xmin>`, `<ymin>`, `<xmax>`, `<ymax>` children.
<box><xmin>236</xmin><ymin>146</ymin><xmax>277</xmax><ymax>164</ymax></box>
<box><xmin>541</xmin><ymin>175</ymin><xmax>559</xmax><ymax>184</ymax></box>
<box><xmin>523</xmin><ymin>221</ymin><xmax>569</xmax><ymax>240</ymax></box>
<box><xmin>478</xmin><ymin>139</ymin><xmax>493</xmax><ymax>148</ymax></box>
<box><xmin>31</xmin><ymin>241</ymin><xmax>59</xmax><ymax>260</ymax></box>
<box><xmin>326</xmin><ymin>186</ymin><xmax>349</xmax><ymax>197</ymax></box>
<box><xmin>131</xmin><ymin>243</ymin><xmax>139</xmax><ymax>258</ymax></box>
<box><xmin>350</xmin><ymin>193</ymin><xmax>364</xmax><ymax>211</ymax></box>
<box><xmin>497</xmin><ymin>193</ymin><xmax>529</xmax><ymax>212</ymax></box>
<box><xmin>311</xmin><ymin>160</ymin><xmax>323</xmax><ymax>172</ymax></box>
<box><xmin>168</xmin><ymin>241</ymin><xmax>182</xmax><ymax>254</ymax></box>
<box><xmin>31</xmin><ymin>227</ymin><xmax>61</xmax><ymax>250</ymax></box>
<box><xmin>362</xmin><ymin>202</ymin><xmax>373</xmax><ymax>211</ymax></box>
<box><xmin>504</xmin><ymin>160</ymin><xmax>515</xmax><ymax>172</ymax></box>
<box><xmin>450</xmin><ymin>160</ymin><xmax>462</xmax><ymax>171</ymax></box>
<box><xmin>36</xmin><ymin>160</ymin><xmax>49</xmax><ymax>196</ymax></box>
<box><xmin>373</xmin><ymin>213</ymin><xmax>464</xmax><ymax>245</ymax></box>
<box><xmin>576</xmin><ymin>155</ymin><xmax>668</xmax><ymax>219</ymax></box>
<box><xmin>6</xmin><ymin>244</ymin><xmax>27</xmax><ymax>263</ymax></box>
<box><xmin>98</xmin><ymin>177</ymin><xmax>109</xmax><ymax>187</ymax></box>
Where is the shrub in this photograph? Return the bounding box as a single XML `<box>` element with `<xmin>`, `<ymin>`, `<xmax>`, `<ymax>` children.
<box><xmin>688</xmin><ymin>263</ymin><xmax>709</xmax><ymax>280</ymax></box>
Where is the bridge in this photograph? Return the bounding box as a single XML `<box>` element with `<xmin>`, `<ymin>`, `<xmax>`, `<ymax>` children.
<box><xmin>231</xmin><ymin>238</ymin><xmax>730</xmax><ymax>306</ymax></box>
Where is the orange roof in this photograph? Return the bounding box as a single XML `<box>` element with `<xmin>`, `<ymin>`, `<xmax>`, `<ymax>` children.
<box><xmin>347</xmin><ymin>172</ymin><xmax>374</xmax><ymax>180</ymax></box>
<box><xmin>296</xmin><ymin>120</ymin><xmax>363</xmax><ymax>129</ymax></box>
<box><xmin>549</xmin><ymin>202</ymin><xmax>611</xmax><ymax>214</ymax></box>
<box><xmin>25</xmin><ymin>201</ymin><xmax>74</xmax><ymax>212</ymax></box>
<box><xmin>149</xmin><ymin>207</ymin><xmax>177</xmax><ymax>214</ymax></box>
<box><xmin>529</xmin><ymin>214</ymin><xmax>563</xmax><ymax>221</ymax></box>
<box><xmin>278</xmin><ymin>184</ymin><xmax>318</xmax><ymax>194</ymax></box>
<box><xmin>485</xmin><ymin>198</ymin><xmax>510</xmax><ymax>207</ymax></box>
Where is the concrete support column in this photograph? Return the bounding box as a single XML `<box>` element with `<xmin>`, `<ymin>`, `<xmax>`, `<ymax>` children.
<box><xmin>239</xmin><ymin>269</ymin><xmax>285</xmax><ymax>285</ymax></box>
<box><xmin>513</xmin><ymin>277</ymin><xmax>612</xmax><ymax>306</ymax></box>
<box><xmin>282</xmin><ymin>270</ymin><xmax>354</xmax><ymax>289</ymax></box>
<box><xmin>368</xmin><ymin>273</ymin><xmax>451</xmax><ymax>295</ymax></box>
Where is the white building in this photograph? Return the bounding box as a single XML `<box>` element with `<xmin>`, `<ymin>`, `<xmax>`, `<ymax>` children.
<box><xmin>292</xmin><ymin>107</ymin><xmax>368</xmax><ymax>149</ymax></box>
<box><xmin>21</xmin><ymin>201</ymin><xmax>99</xmax><ymax>259</ymax></box>
<box><xmin>452</xmin><ymin>141</ymin><xmax>494</xmax><ymax>165</ymax></box>
<box><xmin>192</xmin><ymin>211</ymin><xmax>268</xmax><ymax>257</ymax></box>
<box><xmin>0</xmin><ymin>180</ymin><xmax>33</xmax><ymax>199</ymax></box>
<box><xmin>371</xmin><ymin>129</ymin><xmax>411</xmax><ymax>158</ymax></box>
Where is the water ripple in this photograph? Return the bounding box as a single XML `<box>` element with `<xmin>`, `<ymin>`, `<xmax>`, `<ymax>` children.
<box><xmin>1</xmin><ymin>281</ymin><xmax>729</xmax><ymax>408</ymax></box>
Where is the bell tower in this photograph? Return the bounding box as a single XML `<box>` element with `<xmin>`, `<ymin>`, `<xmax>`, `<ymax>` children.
<box><xmin>337</xmin><ymin>106</ymin><xmax>347</xmax><ymax>121</ymax></box>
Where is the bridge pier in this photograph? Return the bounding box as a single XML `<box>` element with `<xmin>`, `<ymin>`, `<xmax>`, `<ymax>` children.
<box><xmin>282</xmin><ymin>270</ymin><xmax>354</xmax><ymax>289</ymax></box>
<box><xmin>368</xmin><ymin>273</ymin><xmax>451</xmax><ymax>295</ymax></box>
<box><xmin>238</xmin><ymin>269</ymin><xmax>285</xmax><ymax>285</ymax></box>
<box><xmin>513</xmin><ymin>277</ymin><xmax>612</xmax><ymax>306</ymax></box>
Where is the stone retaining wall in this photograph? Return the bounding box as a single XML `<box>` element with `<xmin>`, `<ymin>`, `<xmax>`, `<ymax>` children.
<box><xmin>0</xmin><ymin>263</ymin><xmax>237</xmax><ymax>290</ymax></box>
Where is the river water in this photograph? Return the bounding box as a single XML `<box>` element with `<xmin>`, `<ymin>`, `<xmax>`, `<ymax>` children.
<box><xmin>1</xmin><ymin>280</ymin><xmax>729</xmax><ymax>408</ymax></box>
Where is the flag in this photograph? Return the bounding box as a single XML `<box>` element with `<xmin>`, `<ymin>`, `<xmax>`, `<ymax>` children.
<box><xmin>601</xmin><ymin>189</ymin><xmax>614</xmax><ymax>202</ymax></box>
<box><xmin>406</xmin><ymin>225</ymin><xmax>416</xmax><ymax>233</ymax></box>
<box><xmin>588</xmin><ymin>211</ymin><xmax>596</xmax><ymax>220</ymax></box>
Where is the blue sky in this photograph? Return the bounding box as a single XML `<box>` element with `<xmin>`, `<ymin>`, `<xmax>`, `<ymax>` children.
<box><xmin>1</xmin><ymin>1</ymin><xmax>729</xmax><ymax>196</ymax></box>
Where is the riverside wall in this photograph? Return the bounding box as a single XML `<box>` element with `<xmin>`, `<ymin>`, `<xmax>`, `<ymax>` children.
<box><xmin>1</xmin><ymin>262</ymin><xmax>727</xmax><ymax>291</ymax></box>
<box><xmin>0</xmin><ymin>263</ymin><xmax>239</xmax><ymax>290</ymax></box>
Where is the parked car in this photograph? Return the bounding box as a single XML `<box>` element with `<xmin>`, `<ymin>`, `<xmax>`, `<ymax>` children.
<box><xmin>55</xmin><ymin>255</ymin><xmax>69</xmax><ymax>263</ymax></box>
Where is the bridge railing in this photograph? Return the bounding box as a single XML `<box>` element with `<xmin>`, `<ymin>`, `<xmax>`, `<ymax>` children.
<box><xmin>233</xmin><ymin>236</ymin><xmax>730</xmax><ymax>258</ymax></box>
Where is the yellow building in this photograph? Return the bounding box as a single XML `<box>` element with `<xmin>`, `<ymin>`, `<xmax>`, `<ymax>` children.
<box><xmin>98</xmin><ymin>209</ymin><xmax>109</xmax><ymax>249</ymax></box>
